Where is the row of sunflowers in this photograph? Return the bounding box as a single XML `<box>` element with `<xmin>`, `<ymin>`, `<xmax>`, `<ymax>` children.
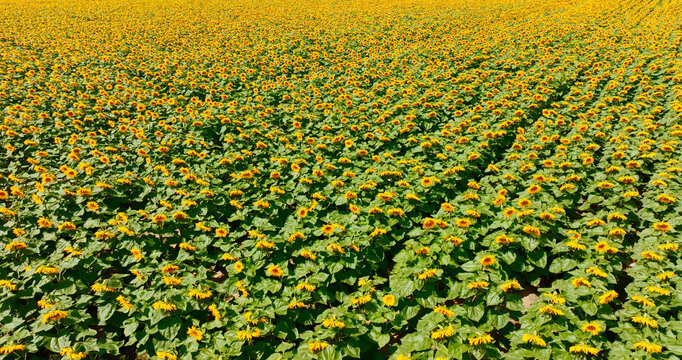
<box><xmin>1</xmin><ymin>0</ymin><xmax>682</xmax><ymax>358</ymax></box>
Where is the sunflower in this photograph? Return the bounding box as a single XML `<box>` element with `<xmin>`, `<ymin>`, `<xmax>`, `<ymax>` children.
<box><xmin>441</xmin><ymin>202</ymin><xmax>455</xmax><ymax>211</ymax></box>
<box><xmin>187</xmin><ymin>326</ymin><xmax>203</xmax><ymax>341</ymax></box>
<box><xmin>308</xmin><ymin>341</ymin><xmax>328</xmax><ymax>352</ymax></box>
<box><xmin>479</xmin><ymin>255</ymin><xmax>496</xmax><ymax>267</ymax></box>
<box><xmin>521</xmin><ymin>334</ymin><xmax>546</xmax><ymax>347</ymax></box>
<box><xmin>569</xmin><ymin>344</ymin><xmax>599</xmax><ymax>355</ymax></box>
<box><xmin>633</xmin><ymin>341</ymin><xmax>663</xmax><ymax>353</ymax></box>
<box><xmin>632</xmin><ymin>316</ymin><xmax>657</xmax><ymax>328</ymax></box>
<box><xmin>0</xmin><ymin>344</ymin><xmax>26</xmax><ymax>355</ymax></box>
<box><xmin>321</xmin><ymin>224</ymin><xmax>335</xmax><ymax>235</ymax></box>
<box><xmin>422</xmin><ymin>218</ymin><xmax>438</xmax><ymax>229</ymax></box>
<box><xmin>653</xmin><ymin>221</ymin><xmax>671</xmax><ymax>232</ymax></box>
<box><xmin>382</xmin><ymin>294</ymin><xmax>396</xmax><ymax>307</ymax></box>
<box><xmin>468</xmin><ymin>334</ymin><xmax>493</xmax><ymax>346</ymax></box>
<box><xmin>581</xmin><ymin>322</ymin><xmax>602</xmax><ymax>335</ymax></box>
<box><xmin>267</xmin><ymin>265</ymin><xmax>283</xmax><ymax>277</ymax></box>
<box><xmin>456</xmin><ymin>218</ymin><xmax>471</xmax><ymax>227</ymax></box>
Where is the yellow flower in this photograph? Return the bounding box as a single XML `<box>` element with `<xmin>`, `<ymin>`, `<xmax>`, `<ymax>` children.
<box><xmin>500</xmin><ymin>280</ymin><xmax>521</xmax><ymax>292</ymax></box>
<box><xmin>91</xmin><ymin>283</ymin><xmax>115</xmax><ymax>293</ymax></box>
<box><xmin>581</xmin><ymin>322</ymin><xmax>602</xmax><ymax>335</ymax></box>
<box><xmin>179</xmin><ymin>242</ymin><xmax>196</xmax><ymax>251</ymax></box>
<box><xmin>586</xmin><ymin>267</ymin><xmax>608</xmax><ymax>278</ymax></box>
<box><xmin>645</xmin><ymin>286</ymin><xmax>670</xmax><ymax>296</ymax></box>
<box><xmin>658</xmin><ymin>243</ymin><xmax>679</xmax><ymax>251</ymax></box>
<box><xmin>542</xmin><ymin>293</ymin><xmax>566</xmax><ymax>304</ymax></box>
<box><xmin>422</xmin><ymin>218</ymin><xmax>438</xmax><ymax>229</ymax></box>
<box><xmin>503</xmin><ymin>208</ymin><xmax>516</xmax><ymax>217</ymax></box>
<box><xmin>632</xmin><ymin>295</ymin><xmax>656</xmax><ymax>307</ymax></box>
<box><xmin>156</xmin><ymin>351</ymin><xmax>178</xmax><ymax>360</ymax></box>
<box><xmin>433</xmin><ymin>305</ymin><xmax>454</xmax><ymax>317</ymax></box>
<box><xmin>322</xmin><ymin>317</ymin><xmax>345</xmax><ymax>329</ymax></box>
<box><xmin>268</xmin><ymin>265</ymin><xmax>283</xmax><ymax>277</ymax></box>
<box><xmin>420</xmin><ymin>177</ymin><xmax>435</xmax><ymax>186</ymax></box>
<box><xmin>657</xmin><ymin>194</ymin><xmax>675</xmax><ymax>204</ymax></box>
<box><xmin>284</xmin><ymin>232</ymin><xmax>303</xmax><ymax>243</ymax></box>
<box><xmin>431</xmin><ymin>324</ymin><xmax>455</xmax><ymax>340</ymax></box>
<box><xmin>37</xmin><ymin>299</ymin><xmax>56</xmax><ymax>308</ymax></box>
<box><xmin>327</xmin><ymin>243</ymin><xmax>345</xmax><ymax>254</ymax></box>
<box><xmin>414</xmin><ymin>247</ymin><xmax>429</xmax><ymax>255</ymax></box>
<box><xmin>161</xmin><ymin>264</ymin><xmax>179</xmax><ymax>273</ymax></box>
<box><xmin>571</xmin><ymin>277</ymin><xmax>591</xmax><ymax>288</ymax></box>
<box><xmin>37</xmin><ymin>217</ymin><xmax>53</xmax><ymax>228</ymax></box>
<box><xmin>296</xmin><ymin>283</ymin><xmax>316</xmax><ymax>292</ymax></box>
<box><xmin>60</xmin><ymin>347</ymin><xmax>88</xmax><ymax>359</ymax></box>
<box><xmin>0</xmin><ymin>344</ymin><xmax>26</xmax><ymax>355</ymax></box>
<box><xmin>496</xmin><ymin>234</ymin><xmax>514</xmax><ymax>244</ymax></box>
<box><xmin>188</xmin><ymin>288</ymin><xmax>212</xmax><ymax>299</ymax></box>
<box><xmin>350</xmin><ymin>294</ymin><xmax>372</xmax><ymax>305</ymax></box>
<box><xmin>237</xmin><ymin>329</ymin><xmax>261</xmax><ymax>342</ymax></box>
<box><xmin>456</xmin><ymin>218</ymin><xmax>471</xmax><ymax>227</ymax></box>
<box><xmin>632</xmin><ymin>316</ymin><xmax>657</xmax><ymax>328</ymax></box>
<box><xmin>308</xmin><ymin>341</ymin><xmax>328</xmax><ymax>352</ymax></box>
<box><xmin>444</xmin><ymin>235</ymin><xmax>463</xmax><ymax>246</ymax></box>
<box><xmin>187</xmin><ymin>326</ymin><xmax>203</xmax><ymax>341</ymax></box>
<box><xmin>321</xmin><ymin>224</ymin><xmax>335</xmax><ymax>235</ymax></box>
<box><xmin>569</xmin><ymin>344</ymin><xmax>600</xmax><ymax>355</ymax></box>
<box><xmin>468</xmin><ymin>281</ymin><xmax>490</xmax><ymax>290</ymax></box>
<box><xmin>382</xmin><ymin>294</ymin><xmax>396</xmax><ymax>307</ymax></box>
<box><xmin>522</xmin><ymin>334</ymin><xmax>546</xmax><ymax>347</ymax></box>
<box><xmin>468</xmin><ymin>334</ymin><xmax>493</xmax><ymax>346</ymax></box>
<box><xmin>623</xmin><ymin>191</ymin><xmax>639</xmax><ymax>198</ymax></box>
<box><xmin>116</xmin><ymin>295</ymin><xmax>132</xmax><ymax>311</ymax></box>
<box><xmin>299</xmin><ymin>249</ymin><xmax>317</xmax><ymax>260</ymax></box>
<box><xmin>209</xmin><ymin>304</ymin><xmax>221</xmax><ymax>320</ymax></box>
<box><xmin>42</xmin><ymin>309</ymin><xmax>68</xmax><ymax>323</ymax></box>
<box><xmin>641</xmin><ymin>251</ymin><xmax>663</xmax><ymax>261</ymax></box>
<box><xmin>538</xmin><ymin>305</ymin><xmax>564</xmax><ymax>316</ymax></box>
<box><xmin>418</xmin><ymin>269</ymin><xmax>438</xmax><ymax>280</ymax></box>
<box><xmin>387</xmin><ymin>208</ymin><xmax>404</xmax><ymax>216</ymax></box>
<box><xmin>599</xmin><ymin>290</ymin><xmax>619</xmax><ymax>304</ymax></box>
<box><xmin>479</xmin><ymin>255</ymin><xmax>495</xmax><ymax>267</ymax></box>
<box><xmin>527</xmin><ymin>184</ymin><xmax>541</xmax><ymax>194</ymax></box>
<box><xmin>152</xmin><ymin>302</ymin><xmax>177</xmax><ymax>312</ymax></box>
<box><xmin>288</xmin><ymin>300</ymin><xmax>307</xmax><ymax>309</ymax></box>
<box><xmin>517</xmin><ymin>198</ymin><xmax>532</xmax><ymax>208</ymax></box>
<box><xmin>35</xmin><ymin>266</ymin><xmax>59</xmax><ymax>275</ymax></box>
<box><xmin>653</xmin><ymin>221</ymin><xmax>671</xmax><ymax>232</ymax></box>
<box><xmin>522</xmin><ymin>225</ymin><xmax>540</xmax><ymax>236</ymax></box>
<box><xmin>441</xmin><ymin>203</ymin><xmax>455</xmax><ymax>212</ymax></box>
<box><xmin>5</xmin><ymin>241</ymin><xmax>27</xmax><ymax>251</ymax></box>
<box><xmin>130</xmin><ymin>248</ymin><xmax>143</xmax><ymax>261</ymax></box>
<box><xmin>656</xmin><ymin>271</ymin><xmax>675</xmax><ymax>280</ymax></box>
<box><xmin>255</xmin><ymin>239</ymin><xmax>275</xmax><ymax>249</ymax></box>
<box><xmin>633</xmin><ymin>341</ymin><xmax>663</xmax><ymax>353</ymax></box>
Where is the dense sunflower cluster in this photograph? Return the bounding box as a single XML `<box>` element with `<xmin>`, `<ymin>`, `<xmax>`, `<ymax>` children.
<box><xmin>1</xmin><ymin>0</ymin><xmax>682</xmax><ymax>358</ymax></box>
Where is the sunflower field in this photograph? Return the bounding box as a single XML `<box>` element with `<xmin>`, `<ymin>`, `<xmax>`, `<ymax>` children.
<box><xmin>1</xmin><ymin>0</ymin><xmax>682</xmax><ymax>358</ymax></box>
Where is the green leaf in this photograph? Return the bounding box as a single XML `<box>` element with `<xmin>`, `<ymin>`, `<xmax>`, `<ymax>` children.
<box><xmin>486</xmin><ymin>291</ymin><xmax>502</xmax><ymax>306</ymax></box>
<box><xmin>467</xmin><ymin>304</ymin><xmax>485</xmax><ymax>322</ymax></box>
<box><xmin>377</xmin><ymin>334</ymin><xmax>390</xmax><ymax>348</ymax></box>
<box><xmin>97</xmin><ymin>303</ymin><xmax>116</xmax><ymax>323</ymax></box>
